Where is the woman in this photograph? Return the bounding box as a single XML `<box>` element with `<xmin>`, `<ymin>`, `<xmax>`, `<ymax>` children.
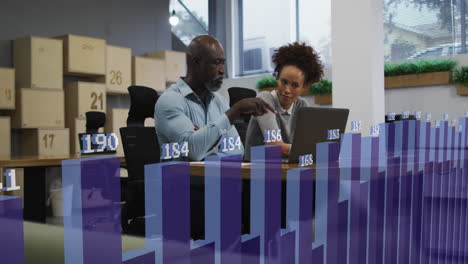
<box><xmin>244</xmin><ymin>42</ymin><xmax>324</xmax><ymax>161</ymax></box>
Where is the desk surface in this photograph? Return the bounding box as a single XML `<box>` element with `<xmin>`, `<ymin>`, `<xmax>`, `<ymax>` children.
<box><xmin>0</xmin><ymin>156</ymin><xmax>313</xmax><ymax>180</ymax></box>
<box><xmin>0</xmin><ymin>155</ymin><xmax>126</xmax><ymax>168</ymax></box>
<box><xmin>189</xmin><ymin>162</ymin><xmax>313</xmax><ymax>179</ymax></box>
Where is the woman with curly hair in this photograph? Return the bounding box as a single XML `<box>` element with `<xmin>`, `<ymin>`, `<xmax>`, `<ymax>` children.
<box><xmin>244</xmin><ymin>42</ymin><xmax>324</xmax><ymax>161</ymax></box>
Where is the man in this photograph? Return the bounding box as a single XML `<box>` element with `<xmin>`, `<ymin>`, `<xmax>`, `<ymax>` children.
<box><xmin>154</xmin><ymin>35</ymin><xmax>274</xmax><ymax>239</ymax></box>
<box><xmin>155</xmin><ymin>35</ymin><xmax>275</xmax><ymax>161</ymax></box>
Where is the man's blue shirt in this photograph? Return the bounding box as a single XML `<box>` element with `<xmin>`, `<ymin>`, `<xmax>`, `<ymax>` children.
<box><xmin>155</xmin><ymin>78</ymin><xmax>243</xmax><ymax>161</ymax></box>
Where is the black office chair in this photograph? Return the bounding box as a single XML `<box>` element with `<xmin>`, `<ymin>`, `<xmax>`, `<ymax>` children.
<box><xmin>120</xmin><ymin>86</ymin><xmax>160</xmax><ymax>236</ymax></box>
<box><xmin>79</xmin><ymin>111</ymin><xmax>122</xmax><ymax>232</ymax></box>
<box><xmin>85</xmin><ymin>112</ymin><xmax>106</xmax><ymax>133</ymax></box>
<box><xmin>227</xmin><ymin>87</ymin><xmax>257</xmax><ymax>145</ymax></box>
<box><xmin>78</xmin><ymin>111</ymin><xmax>114</xmax><ymax>154</ymax></box>
<box><xmin>228</xmin><ymin>87</ymin><xmax>257</xmax><ymax>235</ymax></box>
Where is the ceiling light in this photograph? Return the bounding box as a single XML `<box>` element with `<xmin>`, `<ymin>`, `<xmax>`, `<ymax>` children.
<box><xmin>169</xmin><ymin>10</ymin><xmax>179</xmax><ymax>26</ymax></box>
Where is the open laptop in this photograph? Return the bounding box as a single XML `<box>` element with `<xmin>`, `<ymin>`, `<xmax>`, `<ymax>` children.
<box><xmin>285</xmin><ymin>107</ymin><xmax>349</xmax><ymax>164</ymax></box>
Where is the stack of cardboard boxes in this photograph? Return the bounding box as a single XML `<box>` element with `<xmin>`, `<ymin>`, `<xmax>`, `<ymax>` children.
<box><xmin>12</xmin><ymin>36</ymin><xmax>69</xmax><ymax>158</ymax></box>
<box><xmin>0</xmin><ymin>67</ymin><xmax>14</xmax><ymax>159</ymax></box>
<box><xmin>59</xmin><ymin>35</ymin><xmax>108</xmax><ymax>155</ymax></box>
<box><xmin>0</xmin><ymin>34</ymin><xmax>187</xmax><ymax>218</ymax></box>
<box><xmin>146</xmin><ymin>49</ymin><xmax>186</xmax><ymax>85</ymax></box>
<box><xmin>2</xmin><ymin>33</ymin><xmax>187</xmax><ymax>159</ymax></box>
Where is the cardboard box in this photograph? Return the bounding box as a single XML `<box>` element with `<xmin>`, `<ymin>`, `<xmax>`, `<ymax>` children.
<box><xmin>0</xmin><ymin>68</ymin><xmax>15</xmax><ymax>109</ymax></box>
<box><xmin>69</xmin><ymin>118</ymin><xmax>103</xmax><ymax>155</ymax></box>
<box><xmin>12</xmin><ymin>88</ymin><xmax>64</xmax><ymax>128</ymax></box>
<box><xmin>103</xmin><ymin>45</ymin><xmax>131</xmax><ymax>94</ymax></box>
<box><xmin>104</xmin><ymin>108</ymin><xmax>128</xmax><ymax>156</ymax></box>
<box><xmin>13</xmin><ymin>36</ymin><xmax>63</xmax><ymax>90</ymax></box>
<box><xmin>18</xmin><ymin>128</ymin><xmax>69</xmax><ymax>158</ymax></box>
<box><xmin>0</xmin><ymin>117</ymin><xmax>11</xmax><ymax>159</ymax></box>
<box><xmin>69</xmin><ymin>118</ymin><xmax>86</xmax><ymax>155</ymax></box>
<box><xmin>57</xmin><ymin>34</ymin><xmax>106</xmax><ymax>76</ymax></box>
<box><xmin>64</xmin><ymin>82</ymin><xmax>107</xmax><ymax>127</ymax></box>
<box><xmin>146</xmin><ymin>50</ymin><xmax>186</xmax><ymax>83</ymax></box>
<box><xmin>132</xmin><ymin>56</ymin><xmax>166</xmax><ymax>92</ymax></box>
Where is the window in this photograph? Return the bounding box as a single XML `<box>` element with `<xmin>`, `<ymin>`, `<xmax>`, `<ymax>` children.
<box><xmin>384</xmin><ymin>0</ymin><xmax>467</xmax><ymax>61</ymax></box>
<box><xmin>243</xmin><ymin>48</ymin><xmax>263</xmax><ymax>72</ymax></box>
<box><xmin>236</xmin><ymin>0</ymin><xmax>297</xmax><ymax>77</ymax></box>
<box><xmin>231</xmin><ymin>0</ymin><xmax>466</xmax><ymax>77</ymax></box>
<box><xmin>170</xmin><ymin>0</ymin><xmax>209</xmax><ymax>46</ymax></box>
<box><xmin>298</xmin><ymin>0</ymin><xmax>332</xmax><ymax>67</ymax></box>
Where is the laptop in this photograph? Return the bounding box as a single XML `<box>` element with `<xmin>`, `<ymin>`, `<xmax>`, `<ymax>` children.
<box><xmin>286</xmin><ymin>107</ymin><xmax>349</xmax><ymax>164</ymax></box>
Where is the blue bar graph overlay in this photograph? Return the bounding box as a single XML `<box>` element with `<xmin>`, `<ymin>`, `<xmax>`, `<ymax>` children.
<box><xmin>55</xmin><ymin>115</ymin><xmax>468</xmax><ymax>264</ymax></box>
<box><xmin>0</xmin><ymin>195</ymin><xmax>24</xmax><ymax>264</ymax></box>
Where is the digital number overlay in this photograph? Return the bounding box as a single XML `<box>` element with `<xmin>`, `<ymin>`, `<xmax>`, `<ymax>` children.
<box><xmin>370</xmin><ymin>124</ymin><xmax>380</xmax><ymax>137</ymax></box>
<box><xmin>387</xmin><ymin>112</ymin><xmax>396</xmax><ymax>121</ymax></box>
<box><xmin>218</xmin><ymin>136</ymin><xmax>242</xmax><ymax>152</ymax></box>
<box><xmin>264</xmin><ymin>129</ymin><xmax>282</xmax><ymax>143</ymax></box>
<box><xmin>327</xmin><ymin>129</ymin><xmax>340</xmax><ymax>140</ymax></box>
<box><xmin>351</xmin><ymin>121</ymin><xmax>361</xmax><ymax>132</ymax></box>
<box><xmin>298</xmin><ymin>154</ymin><xmax>313</xmax><ymax>167</ymax></box>
<box><xmin>402</xmin><ymin>111</ymin><xmax>410</xmax><ymax>119</ymax></box>
<box><xmin>80</xmin><ymin>133</ymin><xmax>119</xmax><ymax>154</ymax></box>
<box><xmin>1</xmin><ymin>169</ymin><xmax>20</xmax><ymax>192</ymax></box>
<box><xmin>415</xmin><ymin>111</ymin><xmax>422</xmax><ymax>119</ymax></box>
<box><xmin>161</xmin><ymin>142</ymin><xmax>189</xmax><ymax>160</ymax></box>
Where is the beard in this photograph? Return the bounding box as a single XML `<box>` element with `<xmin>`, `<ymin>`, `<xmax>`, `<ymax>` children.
<box><xmin>204</xmin><ymin>78</ymin><xmax>223</xmax><ymax>92</ymax></box>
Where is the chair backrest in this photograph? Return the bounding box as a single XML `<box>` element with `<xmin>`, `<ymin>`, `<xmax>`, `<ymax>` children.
<box><xmin>127</xmin><ymin>85</ymin><xmax>160</xmax><ymax>127</ymax></box>
<box><xmin>228</xmin><ymin>87</ymin><xmax>257</xmax><ymax>145</ymax></box>
<box><xmin>228</xmin><ymin>87</ymin><xmax>257</xmax><ymax>107</ymax></box>
<box><xmin>85</xmin><ymin>111</ymin><xmax>106</xmax><ymax>133</ymax></box>
<box><xmin>121</xmin><ymin>86</ymin><xmax>161</xmax><ymax>182</ymax></box>
<box><xmin>77</xmin><ymin>111</ymin><xmax>110</xmax><ymax>155</ymax></box>
<box><xmin>120</xmin><ymin>127</ymin><xmax>160</xmax><ymax>182</ymax></box>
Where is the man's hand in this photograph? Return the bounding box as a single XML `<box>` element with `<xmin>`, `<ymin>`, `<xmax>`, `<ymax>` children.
<box><xmin>225</xmin><ymin>98</ymin><xmax>276</xmax><ymax>123</ymax></box>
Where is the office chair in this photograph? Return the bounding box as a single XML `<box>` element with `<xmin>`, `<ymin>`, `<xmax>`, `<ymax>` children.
<box><xmin>228</xmin><ymin>87</ymin><xmax>257</xmax><ymax>235</ymax></box>
<box><xmin>227</xmin><ymin>87</ymin><xmax>257</xmax><ymax>145</ymax></box>
<box><xmin>85</xmin><ymin>112</ymin><xmax>106</xmax><ymax>133</ymax></box>
<box><xmin>77</xmin><ymin>112</ymin><xmax>108</xmax><ymax>153</ymax></box>
<box><xmin>120</xmin><ymin>86</ymin><xmax>160</xmax><ymax>236</ymax></box>
<box><xmin>76</xmin><ymin>111</ymin><xmax>123</xmax><ymax>232</ymax></box>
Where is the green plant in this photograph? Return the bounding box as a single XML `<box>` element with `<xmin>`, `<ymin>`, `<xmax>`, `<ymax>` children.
<box><xmin>384</xmin><ymin>59</ymin><xmax>457</xmax><ymax>77</ymax></box>
<box><xmin>256</xmin><ymin>76</ymin><xmax>278</xmax><ymax>89</ymax></box>
<box><xmin>309</xmin><ymin>80</ymin><xmax>332</xmax><ymax>95</ymax></box>
<box><xmin>454</xmin><ymin>66</ymin><xmax>468</xmax><ymax>86</ymax></box>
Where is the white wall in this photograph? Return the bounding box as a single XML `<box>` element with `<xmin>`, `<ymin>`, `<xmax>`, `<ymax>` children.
<box><xmin>385</xmin><ymin>85</ymin><xmax>467</xmax><ymax>123</ymax></box>
<box><xmin>331</xmin><ymin>0</ymin><xmax>385</xmax><ymax>136</ymax></box>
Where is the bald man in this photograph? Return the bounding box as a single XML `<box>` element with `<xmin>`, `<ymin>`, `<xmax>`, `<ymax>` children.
<box><xmin>155</xmin><ymin>35</ymin><xmax>275</xmax><ymax>161</ymax></box>
<box><xmin>155</xmin><ymin>35</ymin><xmax>275</xmax><ymax>239</ymax></box>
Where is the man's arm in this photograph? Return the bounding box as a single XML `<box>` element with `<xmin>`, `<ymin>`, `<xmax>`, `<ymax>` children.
<box><xmin>155</xmin><ymin>93</ymin><xmax>231</xmax><ymax>161</ymax></box>
<box><xmin>155</xmin><ymin>93</ymin><xmax>275</xmax><ymax>161</ymax></box>
<box><xmin>255</xmin><ymin>94</ymin><xmax>291</xmax><ymax>155</ymax></box>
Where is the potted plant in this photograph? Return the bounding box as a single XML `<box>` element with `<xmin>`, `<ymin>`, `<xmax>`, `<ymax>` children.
<box><xmin>454</xmin><ymin>66</ymin><xmax>468</xmax><ymax>95</ymax></box>
<box><xmin>310</xmin><ymin>80</ymin><xmax>332</xmax><ymax>105</ymax></box>
<box><xmin>256</xmin><ymin>76</ymin><xmax>277</xmax><ymax>92</ymax></box>
<box><xmin>384</xmin><ymin>59</ymin><xmax>456</xmax><ymax>88</ymax></box>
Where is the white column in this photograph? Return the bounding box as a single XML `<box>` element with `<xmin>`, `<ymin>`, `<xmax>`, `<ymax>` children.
<box><xmin>331</xmin><ymin>0</ymin><xmax>385</xmax><ymax>136</ymax></box>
